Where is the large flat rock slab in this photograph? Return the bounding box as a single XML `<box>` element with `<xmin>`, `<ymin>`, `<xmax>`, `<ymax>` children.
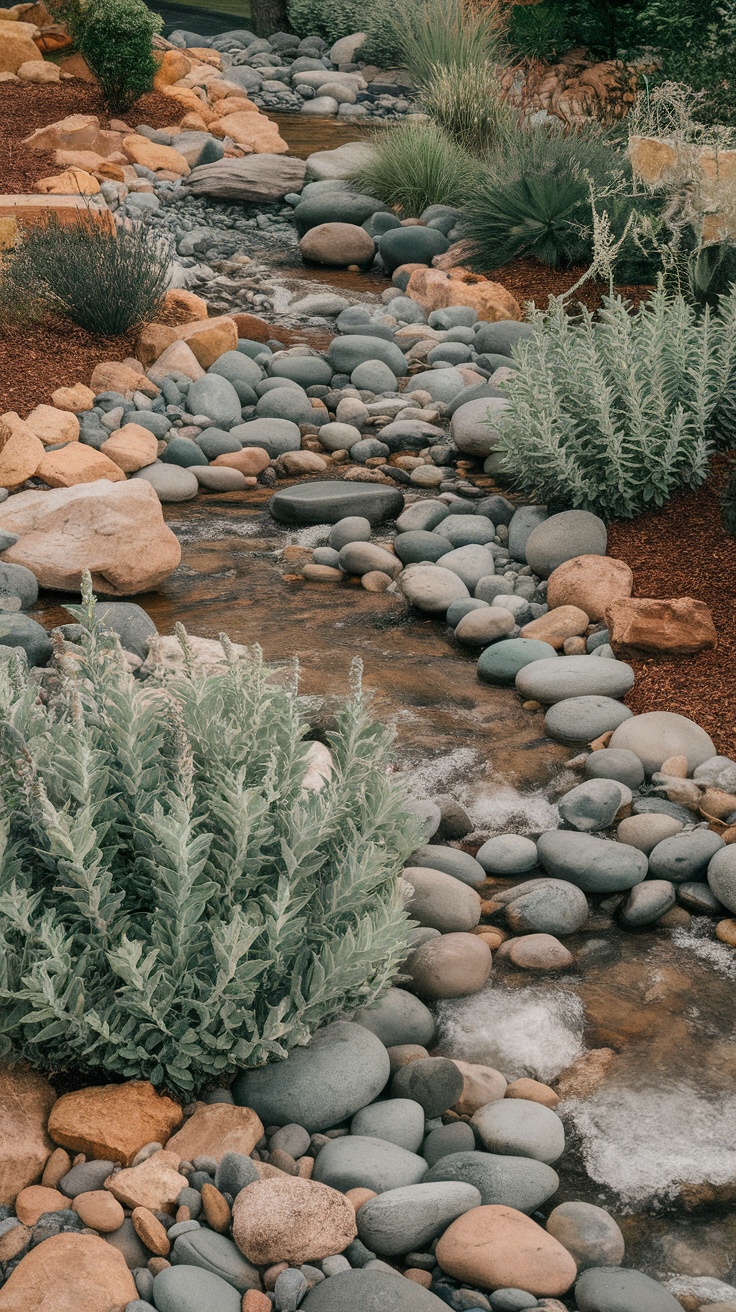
<box><xmin>269</xmin><ymin>481</ymin><xmax>403</xmax><ymax>526</ymax></box>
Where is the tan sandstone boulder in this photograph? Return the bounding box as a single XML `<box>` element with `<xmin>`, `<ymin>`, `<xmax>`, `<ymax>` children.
<box><xmin>0</xmin><ymin>1232</ymin><xmax>137</xmax><ymax>1312</ymax></box>
<box><xmin>122</xmin><ymin>134</ymin><xmax>190</xmax><ymax>176</ymax></box>
<box><xmin>436</xmin><ymin>1204</ymin><xmax>577</xmax><ymax>1295</ymax></box>
<box><xmin>166</xmin><ymin>1104</ymin><xmax>264</xmax><ymax>1164</ymax></box>
<box><xmin>36</xmin><ymin>444</ymin><xmax>125</xmax><ymax>487</ymax></box>
<box><xmin>89</xmin><ymin>361</ymin><xmax>158</xmax><ymax>399</ymax></box>
<box><xmin>0</xmin><ymin>413</ymin><xmax>45</xmax><ymax>489</ymax></box>
<box><xmin>105</xmin><ymin>1150</ymin><xmax>188</xmax><ymax>1213</ymax></box>
<box><xmin>23</xmin><ymin>404</ymin><xmax>80</xmax><ymax>446</ymax></box>
<box><xmin>100</xmin><ymin>423</ymin><xmax>158</xmax><ymax>473</ymax></box>
<box><xmin>0</xmin><ymin>479</ymin><xmax>182</xmax><ymax>595</ymax></box>
<box><xmin>605</xmin><ymin>596</ymin><xmax>718</xmax><ymax>656</ymax></box>
<box><xmin>24</xmin><ymin>113</ymin><xmax>102</xmax><ymax>153</ymax></box>
<box><xmin>406</xmin><ymin>266</ymin><xmax>521</xmax><ymax>322</ymax></box>
<box><xmin>209</xmin><ymin>111</ymin><xmax>289</xmax><ymax>153</ymax></box>
<box><xmin>47</xmin><ymin>1081</ymin><xmax>182</xmax><ymax>1165</ymax></box>
<box><xmin>519</xmin><ymin>605</ymin><xmax>590</xmax><ymax>650</ymax></box>
<box><xmin>50</xmin><ymin>383</ymin><xmax>95</xmax><ymax>413</ymax></box>
<box><xmin>546</xmin><ymin>554</ymin><xmax>633</xmax><ymax>620</ymax></box>
<box><xmin>232</xmin><ymin>1176</ymin><xmax>357</xmax><ymax>1266</ymax></box>
<box><xmin>0</xmin><ymin>20</ymin><xmax>42</xmax><ymax>74</ymax></box>
<box><xmin>0</xmin><ymin>1066</ymin><xmax>56</xmax><ymax>1206</ymax></box>
<box><xmin>36</xmin><ymin>168</ymin><xmax>100</xmax><ymax>194</ymax></box>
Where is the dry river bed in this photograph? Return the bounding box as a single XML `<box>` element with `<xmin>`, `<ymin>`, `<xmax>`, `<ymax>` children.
<box><xmin>32</xmin><ymin>488</ymin><xmax>736</xmax><ymax>1305</ymax></box>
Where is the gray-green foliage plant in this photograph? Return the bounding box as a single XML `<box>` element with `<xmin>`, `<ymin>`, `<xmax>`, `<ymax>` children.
<box><xmin>494</xmin><ymin>285</ymin><xmax>736</xmax><ymax>519</ymax></box>
<box><xmin>0</xmin><ymin>583</ymin><xmax>417</xmax><ymax>1096</ymax></box>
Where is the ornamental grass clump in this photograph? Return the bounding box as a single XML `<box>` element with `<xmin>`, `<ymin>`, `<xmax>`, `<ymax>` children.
<box><xmin>0</xmin><ymin>581</ymin><xmax>418</xmax><ymax>1096</ymax></box>
<box><xmin>494</xmin><ymin>285</ymin><xmax>736</xmax><ymax>519</ymax></box>
<box><xmin>350</xmin><ymin>120</ymin><xmax>476</xmax><ymax>217</ymax></box>
<box><xmin>419</xmin><ymin>62</ymin><xmax>517</xmax><ymax>154</ymax></box>
<box><xmin>0</xmin><ymin>215</ymin><xmax>171</xmax><ymax>337</ymax></box>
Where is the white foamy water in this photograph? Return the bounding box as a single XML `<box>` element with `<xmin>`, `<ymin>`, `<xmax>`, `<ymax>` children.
<box><xmin>463</xmin><ymin>782</ymin><xmax>561</xmax><ymax>838</ymax></box>
<box><xmin>168</xmin><ymin>517</ymin><xmax>263</xmax><ymax>544</ymax></box>
<box><xmin>671</xmin><ymin>919</ymin><xmax>736</xmax><ymax>981</ymax></box>
<box><xmin>563</xmin><ymin>1084</ymin><xmax>736</xmax><ymax>1209</ymax></box>
<box><xmin>435</xmin><ymin>983</ymin><xmax>585</xmax><ymax>1083</ymax></box>
<box><xmin>400</xmin><ymin>748</ymin><xmax>482</xmax><ymax>799</ymax></box>
<box><xmin>667</xmin><ymin>1277</ymin><xmax>736</xmax><ymax>1303</ymax></box>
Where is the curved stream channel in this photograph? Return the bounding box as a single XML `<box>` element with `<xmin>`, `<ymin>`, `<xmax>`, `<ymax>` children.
<box><xmin>34</xmin><ymin>109</ymin><xmax>736</xmax><ymax>1300</ymax></box>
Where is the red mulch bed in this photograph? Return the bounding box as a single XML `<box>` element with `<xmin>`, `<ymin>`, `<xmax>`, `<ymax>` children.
<box><xmin>0</xmin><ymin>80</ymin><xmax>184</xmax><ymax>193</ymax></box>
<box><xmin>489</xmin><ymin>257</ymin><xmax>652</xmax><ymax>313</ymax></box>
<box><xmin>607</xmin><ymin>459</ymin><xmax>736</xmax><ymax>757</ymax></box>
<box><xmin>0</xmin><ymin>320</ymin><xmax>136</xmax><ymax>413</ymax></box>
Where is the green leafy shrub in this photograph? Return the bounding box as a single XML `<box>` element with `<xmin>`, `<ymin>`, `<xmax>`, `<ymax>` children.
<box><xmin>286</xmin><ymin>0</ymin><xmax>363</xmax><ymax>41</ymax></box>
<box><xmin>494</xmin><ymin>285</ymin><xmax>736</xmax><ymax>518</ymax></box>
<box><xmin>639</xmin><ymin>0</ymin><xmax>736</xmax><ymax>126</ymax></box>
<box><xmin>460</xmin><ymin>126</ymin><xmax>632</xmax><ymax>271</ymax></box>
<box><xmin>0</xmin><ymin>215</ymin><xmax>171</xmax><ymax>337</ymax></box>
<box><xmin>0</xmin><ymin>585</ymin><xmax>417</xmax><ymax>1095</ymax></box>
<box><xmin>419</xmin><ymin>62</ymin><xmax>517</xmax><ymax>153</ymax></box>
<box><xmin>507</xmin><ymin>0</ymin><xmax>644</xmax><ymax>62</ymax></box>
<box><xmin>350</xmin><ymin>120</ymin><xmax>476</xmax><ymax>216</ymax></box>
<box><xmin>75</xmin><ymin>0</ymin><xmax>162</xmax><ymax>111</ymax></box>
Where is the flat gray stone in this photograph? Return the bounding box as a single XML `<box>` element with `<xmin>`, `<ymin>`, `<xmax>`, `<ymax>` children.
<box><xmin>516</xmin><ymin>656</ymin><xmax>635</xmax><ymax>705</ymax></box>
<box><xmin>503</xmin><ymin>878</ymin><xmax>588</xmax><ymax>936</ymax></box>
<box><xmin>474</xmin><ymin>321</ymin><xmax>534</xmax><ymax>356</ymax></box>
<box><xmin>476</xmin><ymin>835</ymin><xmax>538</xmax><ymax>875</ymax></box>
<box><xmin>609</xmin><ymin>711</ymin><xmax>716</xmax><ymax>775</ymax></box>
<box><xmin>132</xmin><ymin>462</ymin><xmax>199</xmax><ymax>502</ymax></box>
<box><xmin>648</xmin><ymin>830</ymin><xmax>724</xmax><ymax>882</ymax></box>
<box><xmin>423</xmin><ymin>1150</ymin><xmax>559</xmax><ymax>1213</ymax></box>
<box><xmin>270</xmin><ymin>481</ymin><xmax>403</xmax><ymax>525</ymax></box>
<box><xmin>396</xmin><ymin>500</ymin><xmax>450</xmax><ymax>533</ymax></box>
<box><xmin>584</xmin><ymin>749</ymin><xmax>645</xmax><ymax>790</ymax></box>
<box><xmin>185</xmin><ymin>154</ymin><xmax>307</xmax><ymax>203</ymax></box>
<box><xmin>558</xmin><ymin>778</ymin><xmax>629</xmax><ymax>831</ymax></box>
<box><xmin>395</xmin><ymin>531</ymin><xmax>452</xmax><ymax>565</ymax></box>
<box><xmin>436</xmin><ymin>545</ymin><xmax>496</xmax><ymax>591</ymax></box>
<box><xmin>403</xmin><ymin>866</ymin><xmax>481</xmax><ymax>933</ymax></box>
<box><xmin>350</xmin><ymin>1099</ymin><xmax>425</xmax><ymax>1153</ymax></box>
<box><xmin>407</xmin><ymin>368</ymin><xmax>467</xmax><ymax>403</ymax></box>
<box><xmin>478</xmin><ymin>637</ymin><xmax>556</xmax><ymax>685</ymax></box>
<box><xmin>270</xmin><ymin>356</ymin><xmax>333</xmax><ymax>388</ymax></box>
<box><xmin>152</xmin><ymin>1265</ymin><xmax>240</xmax><ymax>1312</ymax></box>
<box><xmin>231</xmin><ymin>419</ymin><xmax>301</xmax><ymax>457</ymax></box>
<box><xmin>194</xmin><ymin>467</ymin><xmax>248</xmax><ymax>491</ymax></box>
<box><xmin>352</xmin><ymin>987</ymin><xmax>435</xmax><ymax>1048</ymax></box>
<box><xmin>232</xmin><ymin>1021</ymin><xmax>390</xmax><ymax>1132</ymax></box>
<box><xmin>524</xmin><ymin>510</ymin><xmax>607</xmax><ymax>577</ymax></box>
<box><xmin>312</xmin><ymin>1135</ymin><xmax>427</xmax><ymax>1194</ymax></box>
<box><xmin>537</xmin><ymin>831</ymin><xmax>648</xmax><ymax>893</ymax></box>
<box><xmin>0</xmin><ymin>561</ymin><xmax>38</xmax><ymax>610</ymax></box>
<box><xmin>575</xmin><ymin>1267</ymin><xmax>682</xmax><ymax>1312</ymax></box>
<box><xmin>327</xmin><ymin>335</ymin><xmax>407</xmax><ymax>377</ymax></box>
<box><xmin>409</xmin><ymin>844</ymin><xmax>485</xmax><ymax>888</ymax></box>
<box><xmin>544</xmin><ymin>696</ymin><xmax>634</xmax><ymax>745</ymax></box>
<box><xmin>302</xmin><ymin>1268</ymin><xmax>448</xmax><ymax>1310</ymax></box>
<box><xmin>356</xmin><ymin>1182</ymin><xmax>481</xmax><ymax>1256</ymax></box>
<box><xmin>472</xmin><ymin>1099</ymin><xmax>565</xmax><ymax>1164</ymax></box>
<box><xmin>399</xmin><ymin>564</ymin><xmax>469</xmax><ymax>615</ymax></box>
<box><xmin>187</xmin><ymin>374</ymin><xmax>242</xmax><ymax>425</ymax></box>
<box><xmin>172</xmin><ymin>1231</ymin><xmax>260</xmax><ymax>1293</ymax></box>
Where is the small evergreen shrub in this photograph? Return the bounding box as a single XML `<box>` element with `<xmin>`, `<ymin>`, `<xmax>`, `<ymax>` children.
<box><xmin>494</xmin><ymin>285</ymin><xmax>736</xmax><ymax>519</ymax></box>
<box><xmin>286</xmin><ymin>0</ymin><xmax>363</xmax><ymax>42</ymax></box>
<box><xmin>0</xmin><ymin>215</ymin><xmax>171</xmax><ymax>337</ymax></box>
<box><xmin>76</xmin><ymin>0</ymin><xmax>163</xmax><ymax>111</ymax></box>
<box><xmin>0</xmin><ymin>584</ymin><xmax>418</xmax><ymax>1095</ymax></box>
<box><xmin>639</xmin><ymin>0</ymin><xmax>736</xmax><ymax>126</ymax></box>
<box><xmin>350</xmin><ymin>120</ymin><xmax>476</xmax><ymax>217</ymax></box>
<box><xmin>460</xmin><ymin>126</ymin><xmax>630</xmax><ymax>271</ymax></box>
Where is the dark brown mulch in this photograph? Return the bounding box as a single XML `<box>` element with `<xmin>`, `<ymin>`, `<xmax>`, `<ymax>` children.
<box><xmin>0</xmin><ymin>81</ymin><xmax>184</xmax><ymax>194</ymax></box>
<box><xmin>607</xmin><ymin>459</ymin><xmax>736</xmax><ymax>758</ymax></box>
<box><xmin>488</xmin><ymin>256</ymin><xmax>652</xmax><ymax>314</ymax></box>
<box><xmin>0</xmin><ymin>320</ymin><xmax>136</xmax><ymax>414</ymax></box>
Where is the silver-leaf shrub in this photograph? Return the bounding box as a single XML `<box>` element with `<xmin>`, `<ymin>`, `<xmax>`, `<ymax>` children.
<box><xmin>495</xmin><ymin>285</ymin><xmax>736</xmax><ymax>519</ymax></box>
<box><xmin>0</xmin><ymin>581</ymin><xmax>418</xmax><ymax>1095</ymax></box>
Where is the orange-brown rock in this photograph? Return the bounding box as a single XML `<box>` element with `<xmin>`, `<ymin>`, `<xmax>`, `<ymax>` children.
<box><xmin>23</xmin><ymin>404</ymin><xmax>80</xmax><ymax>446</ymax></box>
<box><xmin>201</xmin><ymin>1183</ymin><xmax>231</xmax><ymax>1233</ymax></box>
<box><xmin>345</xmin><ymin>1187</ymin><xmax>377</xmax><ymax>1211</ymax></box>
<box><xmin>122</xmin><ymin>135</ymin><xmax>189</xmax><ymax>176</ymax></box>
<box><xmin>131</xmin><ymin>1205</ymin><xmax>170</xmax><ymax>1255</ymax></box>
<box><xmin>451</xmin><ymin>1060</ymin><xmax>507</xmax><ymax>1115</ymax></box>
<box><xmin>242</xmin><ymin>1293</ymin><xmax>272</xmax><ymax>1312</ymax></box>
<box><xmin>208</xmin><ymin>111</ymin><xmax>288</xmax><ymax>153</ymax></box>
<box><xmin>0</xmin><ymin>1066</ymin><xmax>55</xmax><ymax>1206</ymax></box>
<box><xmin>0</xmin><ymin>412</ymin><xmax>46</xmax><ymax>489</ymax></box>
<box><xmin>519</xmin><ymin>605</ymin><xmax>590</xmax><ymax>650</ymax></box>
<box><xmin>72</xmin><ymin>1189</ymin><xmax>125</xmax><ymax>1233</ymax></box>
<box><xmin>47</xmin><ymin>1081</ymin><xmax>182</xmax><ymax>1165</ymax></box>
<box><xmin>0</xmin><ymin>1232</ymin><xmax>137</xmax><ymax>1312</ymax></box>
<box><xmin>174</xmin><ymin>315</ymin><xmax>238</xmax><ymax>367</ymax></box>
<box><xmin>0</xmin><ymin>1222</ymin><xmax>30</xmax><ymax>1263</ymax></box>
<box><xmin>436</xmin><ymin>1204</ymin><xmax>577</xmax><ymax>1295</ymax></box>
<box><xmin>105</xmin><ymin>1150</ymin><xmax>187</xmax><ymax>1213</ymax></box>
<box><xmin>0</xmin><ymin>479</ymin><xmax>181</xmax><ymax>595</ymax></box>
<box><xmin>36</xmin><ymin>168</ymin><xmax>100</xmax><ymax>194</ymax></box>
<box><xmin>36</xmin><ymin>443</ymin><xmax>125</xmax><ymax>487</ymax></box>
<box><xmin>716</xmin><ymin>918</ymin><xmax>736</xmax><ymax>947</ymax></box>
<box><xmin>24</xmin><ymin>113</ymin><xmax>100</xmax><ymax>153</ymax></box>
<box><xmin>406</xmin><ymin>266</ymin><xmax>521</xmax><ymax>322</ymax></box>
<box><xmin>660</xmin><ymin>754</ymin><xmax>689</xmax><ymax>777</ymax></box>
<box><xmin>50</xmin><ymin>383</ymin><xmax>95</xmax><ymax>413</ymax></box>
<box><xmin>53</xmin><ymin>148</ymin><xmax>125</xmax><ymax>173</ymax></box>
<box><xmin>100</xmin><ymin>423</ymin><xmax>158</xmax><ymax>473</ymax></box>
<box><xmin>89</xmin><ymin>361</ymin><xmax>158</xmax><ymax>399</ymax></box>
<box><xmin>57</xmin><ymin>50</ymin><xmax>96</xmax><ymax>80</ymax></box>
<box><xmin>211</xmin><ymin>96</ymin><xmax>260</xmax><ymax>117</ymax></box>
<box><xmin>546</xmin><ymin>554</ymin><xmax>633</xmax><ymax>620</ymax></box>
<box><xmin>0</xmin><ymin>19</ymin><xmax>42</xmax><ymax>73</ymax></box>
<box><xmin>232</xmin><ymin>1177</ymin><xmax>357</xmax><ymax>1265</ymax></box>
<box><xmin>507</xmin><ymin>933</ymin><xmax>573</xmax><ymax>971</ymax></box>
<box><xmin>165</xmin><ymin>1103</ymin><xmax>264</xmax><ymax>1164</ymax></box>
<box><xmin>15</xmin><ymin>1185</ymin><xmax>67</xmax><ymax>1225</ymax></box>
<box><xmin>41</xmin><ymin>1148</ymin><xmax>72</xmax><ymax>1190</ymax></box>
<box><xmin>212</xmin><ymin>447</ymin><xmax>271</xmax><ymax>476</ymax></box>
<box><xmin>153</xmin><ymin>48</ymin><xmax>191</xmax><ymax>89</ymax></box>
<box><xmin>553</xmin><ymin>1048</ymin><xmax>616</xmax><ymax>1100</ymax></box>
<box><xmin>506</xmin><ymin>1078</ymin><xmax>560</xmax><ymax>1109</ymax></box>
<box><xmin>606</xmin><ymin>596</ymin><xmax>717</xmax><ymax>656</ymax></box>
<box><xmin>699</xmin><ymin>787</ymin><xmax>736</xmax><ymax>820</ymax></box>
<box><xmin>161</xmin><ymin>287</ymin><xmax>209</xmax><ymax>323</ymax></box>
<box><xmin>135</xmin><ymin>322</ymin><xmax>178</xmax><ymax>368</ymax></box>
<box><xmin>628</xmin><ymin>135</ymin><xmax>682</xmax><ymax>185</ymax></box>
<box><xmin>161</xmin><ymin>85</ymin><xmax>219</xmax><ymax>122</ymax></box>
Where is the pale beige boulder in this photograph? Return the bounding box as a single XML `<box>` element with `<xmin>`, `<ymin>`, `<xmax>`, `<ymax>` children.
<box><xmin>89</xmin><ymin>361</ymin><xmax>159</xmax><ymax>399</ymax></box>
<box><xmin>51</xmin><ymin>383</ymin><xmax>96</xmax><ymax>413</ymax></box>
<box><xmin>105</xmin><ymin>1150</ymin><xmax>188</xmax><ymax>1213</ymax></box>
<box><xmin>100</xmin><ymin>423</ymin><xmax>158</xmax><ymax>473</ymax></box>
<box><xmin>175</xmin><ymin>315</ymin><xmax>238</xmax><ymax>368</ymax></box>
<box><xmin>166</xmin><ymin>1104</ymin><xmax>264</xmax><ymax>1164</ymax></box>
<box><xmin>0</xmin><ymin>413</ymin><xmax>45</xmax><ymax>489</ymax></box>
<box><xmin>546</xmin><ymin>555</ymin><xmax>633</xmax><ymax>621</ymax></box>
<box><xmin>0</xmin><ymin>1065</ymin><xmax>56</xmax><ymax>1206</ymax></box>
<box><xmin>0</xmin><ymin>479</ymin><xmax>182</xmax><ymax>595</ymax></box>
<box><xmin>147</xmin><ymin>340</ymin><xmax>206</xmax><ymax>385</ymax></box>
<box><xmin>436</xmin><ymin>1204</ymin><xmax>577</xmax><ymax>1295</ymax></box>
<box><xmin>209</xmin><ymin>111</ymin><xmax>289</xmax><ymax>153</ymax></box>
<box><xmin>0</xmin><ymin>20</ymin><xmax>42</xmax><ymax>74</ymax></box>
<box><xmin>17</xmin><ymin>58</ymin><xmax>59</xmax><ymax>81</ymax></box>
<box><xmin>451</xmin><ymin>1060</ymin><xmax>507</xmax><ymax>1116</ymax></box>
<box><xmin>15</xmin><ymin>1186</ymin><xmax>67</xmax><ymax>1226</ymax></box>
<box><xmin>36</xmin><ymin>444</ymin><xmax>125</xmax><ymax>487</ymax></box>
<box><xmin>23</xmin><ymin>404</ymin><xmax>80</xmax><ymax>446</ymax></box>
<box><xmin>0</xmin><ymin>1232</ymin><xmax>137</xmax><ymax>1312</ymax></box>
<box><xmin>24</xmin><ymin>113</ymin><xmax>101</xmax><ymax>153</ymax></box>
<box><xmin>232</xmin><ymin>1176</ymin><xmax>357</xmax><ymax>1265</ymax></box>
<box><xmin>47</xmin><ymin>1081</ymin><xmax>182</xmax><ymax>1165</ymax></box>
<box><xmin>122</xmin><ymin>134</ymin><xmax>190</xmax><ymax>176</ymax></box>
<box><xmin>36</xmin><ymin>168</ymin><xmax>100</xmax><ymax>195</ymax></box>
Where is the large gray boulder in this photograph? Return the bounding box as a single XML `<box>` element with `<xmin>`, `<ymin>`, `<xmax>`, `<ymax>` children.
<box><xmin>269</xmin><ymin>481</ymin><xmax>403</xmax><ymax>525</ymax></box>
<box><xmin>400</xmin><ymin>564</ymin><xmax>469</xmax><ymax>615</ymax></box>
<box><xmin>232</xmin><ymin>1021</ymin><xmax>390</xmax><ymax>1132</ymax></box>
<box><xmin>356</xmin><ymin>1182</ymin><xmax>481</xmax><ymax>1255</ymax></box>
<box><xmin>544</xmin><ymin>696</ymin><xmax>633</xmax><ymax>745</ymax></box>
<box><xmin>185</xmin><ymin>155</ymin><xmax>307</xmax><ymax>203</ymax></box>
<box><xmin>502</xmin><ymin>878</ymin><xmax>588</xmax><ymax>936</ymax></box>
<box><xmin>312</xmin><ymin>1135</ymin><xmax>427</xmax><ymax>1193</ymax></box>
<box><xmin>327</xmin><ymin>335</ymin><xmax>407</xmax><ymax>377</ymax></box>
<box><xmin>231</xmin><ymin>418</ymin><xmax>301</xmax><ymax>457</ymax></box>
<box><xmin>523</xmin><ymin>510</ymin><xmax>607</xmax><ymax>577</ymax></box>
<box><xmin>403</xmin><ymin>866</ymin><xmax>481</xmax><ymax>933</ymax></box>
<box><xmin>471</xmin><ymin>1099</ymin><xmax>565</xmax><ymax>1164</ymax></box>
<box><xmin>608</xmin><ymin>711</ymin><xmax>716</xmax><ymax>775</ymax></box>
<box><xmin>516</xmin><ymin>655</ymin><xmax>635</xmax><ymax>704</ymax></box>
<box><xmin>537</xmin><ymin>831</ymin><xmax>648</xmax><ymax>893</ymax></box>
<box><xmin>423</xmin><ymin>1150</ymin><xmax>559</xmax><ymax>1213</ymax></box>
<box><xmin>707</xmin><ymin>845</ymin><xmax>736</xmax><ymax>913</ymax></box>
<box><xmin>350</xmin><ymin>1099</ymin><xmax>425</xmax><ymax>1153</ymax></box>
<box><xmin>648</xmin><ymin>830</ymin><xmax>724</xmax><ymax>882</ymax></box>
<box><xmin>306</xmin><ymin>142</ymin><xmax>378</xmax><ymax>179</ymax></box>
<box><xmin>352</xmin><ymin>987</ymin><xmax>435</xmax><ymax>1048</ymax></box>
<box><xmin>451</xmin><ymin>397</ymin><xmax>509</xmax><ymax>457</ymax></box>
<box><xmin>187</xmin><ymin>374</ymin><xmax>242</xmax><ymax>426</ymax></box>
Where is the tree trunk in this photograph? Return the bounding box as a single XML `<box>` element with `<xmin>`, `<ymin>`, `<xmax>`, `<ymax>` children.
<box><xmin>250</xmin><ymin>0</ymin><xmax>289</xmax><ymax>37</ymax></box>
